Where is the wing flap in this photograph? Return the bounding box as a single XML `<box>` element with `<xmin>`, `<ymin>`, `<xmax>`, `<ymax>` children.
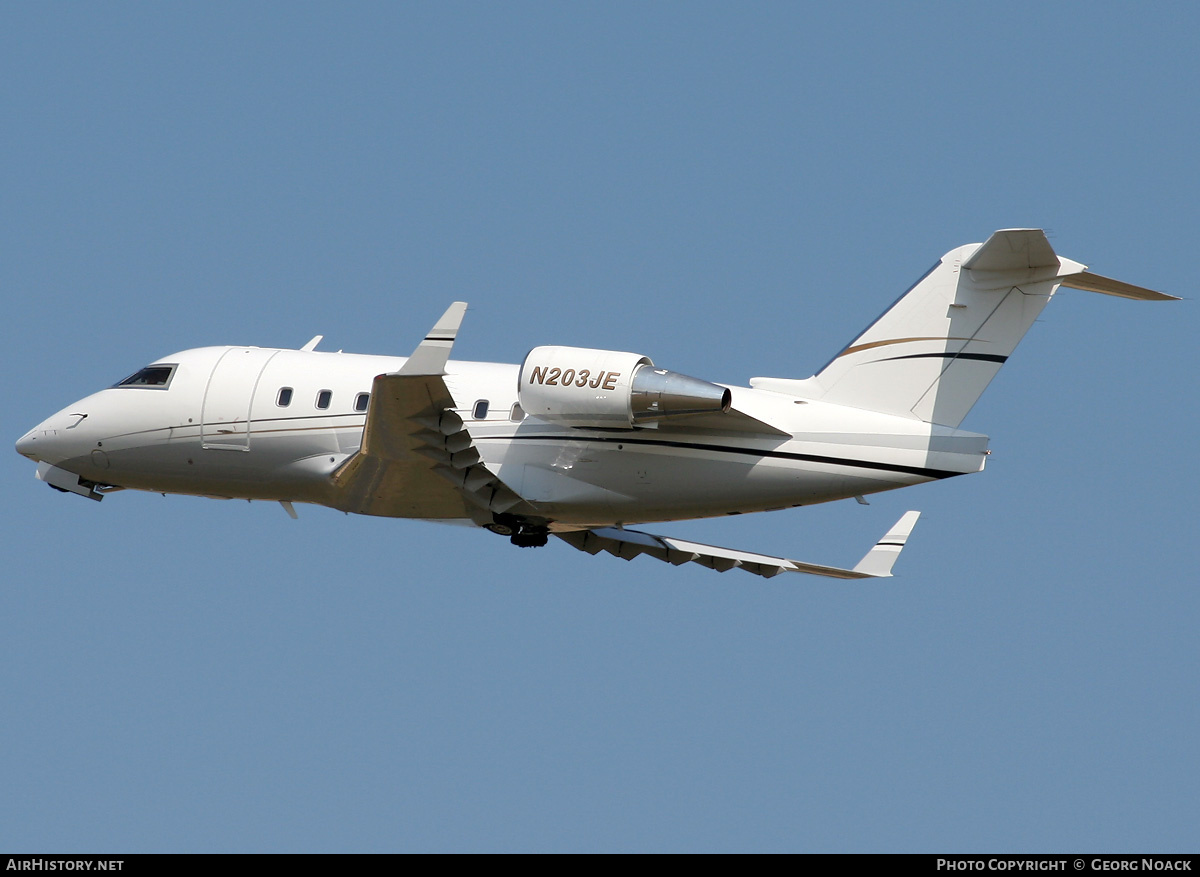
<box><xmin>557</xmin><ymin>511</ymin><xmax>921</xmax><ymax>579</ymax></box>
<box><xmin>330</xmin><ymin>302</ymin><xmax>531</xmax><ymax>520</ymax></box>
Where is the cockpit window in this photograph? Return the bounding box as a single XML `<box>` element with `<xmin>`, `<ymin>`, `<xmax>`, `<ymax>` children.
<box><xmin>114</xmin><ymin>365</ymin><xmax>176</xmax><ymax>389</ymax></box>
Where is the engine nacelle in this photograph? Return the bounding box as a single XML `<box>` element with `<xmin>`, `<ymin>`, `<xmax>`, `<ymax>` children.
<box><xmin>518</xmin><ymin>346</ymin><xmax>731</xmax><ymax>428</ymax></box>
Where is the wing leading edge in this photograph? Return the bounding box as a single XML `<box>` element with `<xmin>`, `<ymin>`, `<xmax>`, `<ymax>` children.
<box><xmin>557</xmin><ymin>510</ymin><xmax>921</xmax><ymax>579</ymax></box>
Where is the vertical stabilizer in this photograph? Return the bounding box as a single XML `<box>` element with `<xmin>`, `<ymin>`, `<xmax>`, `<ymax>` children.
<box><xmin>803</xmin><ymin>230</ymin><xmax>1070</xmax><ymax>427</ymax></box>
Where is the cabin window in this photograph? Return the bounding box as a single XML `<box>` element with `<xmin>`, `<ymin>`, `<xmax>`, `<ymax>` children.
<box><xmin>509</xmin><ymin>403</ymin><xmax>525</xmax><ymax>422</ymax></box>
<box><xmin>277</xmin><ymin>387</ymin><xmax>293</xmax><ymax>407</ymax></box>
<box><xmin>114</xmin><ymin>365</ymin><xmax>176</xmax><ymax>389</ymax></box>
<box><xmin>472</xmin><ymin>400</ymin><xmax>489</xmax><ymax>420</ymax></box>
<box><xmin>316</xmin><ymin>390</ymin><xmax>332</xmax><ymax>410</ymax></box>
<box><xmin>354</xmin><ymin>393</ymin><xmax>370</xmax><ymax>412</ymax></box>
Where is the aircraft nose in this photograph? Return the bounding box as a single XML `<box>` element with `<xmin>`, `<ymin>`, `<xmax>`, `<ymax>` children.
<box><xmin>15</xmin><ymin>428</ymin><xmax>41</xmax><ymax>461</ymax></box>
<box><xmin>15</xmin><ymin>417</ymin><xmax>65</xmax><ymax>462</ymax></box>
<box><xmin>16</xmin><ymin>410</ymin><xmax>87</xmax><ymax>464</ymax></box>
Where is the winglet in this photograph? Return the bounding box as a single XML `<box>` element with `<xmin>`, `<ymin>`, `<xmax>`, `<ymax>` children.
<box><xmin>852</xmin><ymin>511</ymin><xmax>921</xmax><ymax>577</ymax></box>
<box><xmin>397</xmin><ymin>302</ymin><xmax>468</xmax><ymax>375</ymax></box>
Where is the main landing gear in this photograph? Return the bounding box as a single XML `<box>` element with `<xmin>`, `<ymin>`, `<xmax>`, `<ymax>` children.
<box><xmin>485</xmin><ymin>514</ymin><xmax>550</xmax><ymax>548</ymax></box>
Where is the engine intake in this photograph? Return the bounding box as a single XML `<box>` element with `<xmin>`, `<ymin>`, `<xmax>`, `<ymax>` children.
<box><xmin>519</xmin><ymin>346</ymin><xmax>731</xmax><ymax>428</ymax></box>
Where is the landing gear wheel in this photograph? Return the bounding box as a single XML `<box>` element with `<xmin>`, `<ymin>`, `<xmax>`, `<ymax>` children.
<box><xmin>488</xmin><ymin>513</ymin><xmax>549</xmax><ymax>547</ymax></box>
<box><xmin>510</xmin><ymin>530</ymin><xmax>549</xmax><ymax>548</ymax></box>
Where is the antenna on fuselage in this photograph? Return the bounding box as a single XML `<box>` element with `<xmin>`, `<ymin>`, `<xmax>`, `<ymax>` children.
<box><xmin>300</xmin><ymin>335</ymin><xmax>323</xmax><ymax>352</ymax></box>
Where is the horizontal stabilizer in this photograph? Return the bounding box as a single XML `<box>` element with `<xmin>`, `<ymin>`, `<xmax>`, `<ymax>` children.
<box><xmin>1059</xmin><ymin>271</ymin><xmax>1179</xmax><ymax>302</ymax></box>
<box><xmin>962</xmin><ymin>228</ymin><xmax>1059</xmax><ymax>272</ymax></box>
<box><xmin>556</xmin><ymin>511</ymin><xmax>921</xmax><ymax>579</ymax></box>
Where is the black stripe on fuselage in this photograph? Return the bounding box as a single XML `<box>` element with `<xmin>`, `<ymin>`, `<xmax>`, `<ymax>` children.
<box><xmin>108</xmin><ymin>413</ymin><xmax>964</xmax><ymax>481</ymax></box>
<box><xmin>495</xmin><ymin>433</ymin><xmax>964</xmax><ymax>480</ymax></box>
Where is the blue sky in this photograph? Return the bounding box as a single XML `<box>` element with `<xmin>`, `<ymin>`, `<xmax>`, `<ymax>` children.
<box><xmin>3</xmin><ymin>2</ymin><xmax>1195</xmax><ymax>852</ymax></box>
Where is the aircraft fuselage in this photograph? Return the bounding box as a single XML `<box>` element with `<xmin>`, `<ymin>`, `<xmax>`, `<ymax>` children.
<box><xmin>17</xmin><ymin>344</ymin><xmax>988</xmax><ymax>529</ymax></box>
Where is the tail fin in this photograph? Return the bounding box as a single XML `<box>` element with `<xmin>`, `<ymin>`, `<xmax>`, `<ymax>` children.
<box><xmin>752</xmin><ymin>229</ymin><xmax>1176</xmax><ymax>427</ymax></box>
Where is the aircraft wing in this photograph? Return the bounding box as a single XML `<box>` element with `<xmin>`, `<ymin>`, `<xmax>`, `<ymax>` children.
<box><xmin>556</xmin><ymin>510</ymin><xmax>921</xmax><ymax>579</ymax></box>
<box><xmin>331</xmin><ymin>303</ymin><xmax>530</xmax><ymax>520</ymax></box>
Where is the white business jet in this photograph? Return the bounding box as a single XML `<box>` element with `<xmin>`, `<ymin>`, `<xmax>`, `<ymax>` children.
<box><xmin>16</xmin><ymin>229</ymin><xmax>1176</xmax><ymax>578</ymax></box>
